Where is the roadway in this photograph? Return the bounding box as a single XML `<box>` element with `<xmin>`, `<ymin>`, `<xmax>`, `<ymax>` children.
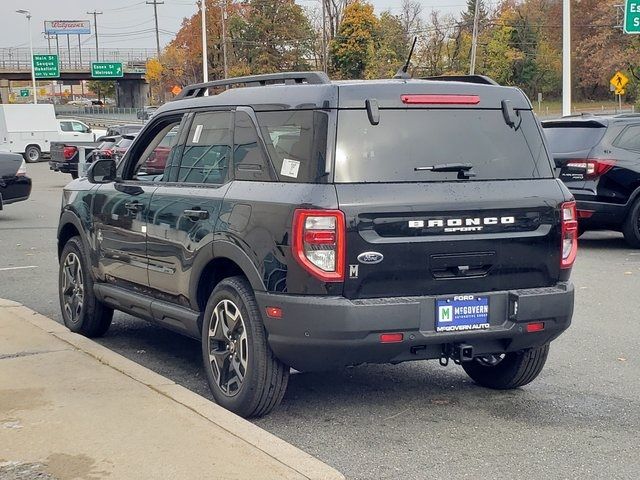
<box><xmin>1</xmin><ymin>163</ymin><xmax>638</xmax><ymax>479</ymax></box>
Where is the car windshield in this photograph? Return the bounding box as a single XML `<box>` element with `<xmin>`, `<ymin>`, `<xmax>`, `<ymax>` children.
<box><xmin>334</xmin><ymin>109</ymin><xmax>554</xmax><ymax>183</ymax></box>
<box><xmin>116</xmin><ymin>138</ymin><xmax>134</xmax><ymax>149</ymax></box>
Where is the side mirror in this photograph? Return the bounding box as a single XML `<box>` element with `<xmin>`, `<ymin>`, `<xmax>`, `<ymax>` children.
<box><xmin>87</xmin><ymin>158</ymin><xmax>116</xmax><ymax>184</ymax></box>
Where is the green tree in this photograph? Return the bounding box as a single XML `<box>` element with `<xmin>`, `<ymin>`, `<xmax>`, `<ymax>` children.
<box><xmin>86</xmin><ymin>80</ymin><xmax>116</xmax><ymax>102</ymax></box>
<box><xmin>330</xmin><ymin>1</ymin><xmax>379</xmax><ymax>79</ymax></box>
<box><xmin>365</xmin><ymin>12</ymin><xmax>407</xmax><ymax>78</ymax></box>
<box><xmin>230</xmin><ymin>0</ymin><xmax>315</xmax><ymax>74</ymax></box>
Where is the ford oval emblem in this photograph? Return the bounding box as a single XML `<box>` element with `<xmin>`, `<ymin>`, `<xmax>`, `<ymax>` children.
<box><xmin>357</xmin><ymin>251</ymin><xmax>384</xmax><ymax>264</ymax></box>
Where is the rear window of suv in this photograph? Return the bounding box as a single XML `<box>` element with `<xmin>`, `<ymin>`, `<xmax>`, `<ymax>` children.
<box><xmin>334</xmin><ymin>109</ymin><xmax>554</xmax><ymax>183</ymax></box>
<box><xmin>542</xmin><ymin>121</ymin><xmax>607</xmax><ymax>153</ymax></box>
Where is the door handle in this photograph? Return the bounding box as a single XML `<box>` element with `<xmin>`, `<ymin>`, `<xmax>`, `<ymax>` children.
<box><xmin>183</xmin><ymin>209</ymin><xmax>209</xmax><ymax>221</ymax></box>
<box><xmin>124</xmin><ymin>201</ymin><xmax>144</xmax><ymax>213</ymax></box>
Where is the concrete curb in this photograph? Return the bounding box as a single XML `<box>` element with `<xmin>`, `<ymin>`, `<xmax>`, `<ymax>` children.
<box><xmin>3</xmin><ymin>300</ymin><xmax>345</xmax><ymax>480</ymax></box>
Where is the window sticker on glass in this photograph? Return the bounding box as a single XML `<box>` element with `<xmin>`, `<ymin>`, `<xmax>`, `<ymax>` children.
<box><xmin>280</xmin><ymin>158</ymin><xmax>300</xmax><ymax>178</ymax></box>
<box><xmin>192</xmin><ymin>124</ymin><xmax>204</xmax><ymax>143</ymax></box>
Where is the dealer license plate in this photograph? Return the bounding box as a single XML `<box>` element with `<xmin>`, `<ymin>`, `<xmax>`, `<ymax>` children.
<box><xmin>436</xmin><ymin>295</ymin><xmax>490</xmax><ymax>332</ymax></box>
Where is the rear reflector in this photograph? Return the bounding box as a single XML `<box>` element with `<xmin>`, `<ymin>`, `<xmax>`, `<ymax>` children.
<box><xmin>265</xmin><ymin>307</ymin><xmax>282</xmax><ymax>319</ymax></box>
<box><xmin>379</xmin><ymin>333</ymin><xmax>403</xmax><ymax>343</ymax></box>
<box><xmin>401</xmin><ymin>94</ymin><xmax>480</xmax><ymax>105</ymax></box>
<box><xmin>577</xmin><ymin>209</ymin><xmax>594</xmax><ymax>219</ymax></box>
<box><xmin>526</xmin><ymin>322</ymin><xmax>545</xmax><ymax>333</ymax></box>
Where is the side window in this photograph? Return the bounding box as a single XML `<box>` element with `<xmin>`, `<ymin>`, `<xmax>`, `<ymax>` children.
<box><xmin>60</xmin><ymin>121</ymin><xmax>72</xmax><ymax>132</ymax></box>
<box><xmin>614</xmin><ymin>125</ymin><xmax>640</xmax><ymax>152</ymax></box>
<box><xmin>131</xmin><ymin>121</ymin><xmax>183</xmax><ymax>181</ymax></box>
<box><xmin>234</xmin><ymin>111</ymin><xmax>272</xmax><ymax>181</ymax></box>
<box><xmin>72</xmin><ymin>122</ymin><xmax>87</xmax><ymax>133</ymax></box>
<box><xmin>177</xmin><ymin>111</ymin><xmax>232</xmax><ymax>185</ymax></box>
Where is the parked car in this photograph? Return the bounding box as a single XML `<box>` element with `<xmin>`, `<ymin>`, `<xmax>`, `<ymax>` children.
<box><xmin>111</xmin><ymin>134</ymin><xmax>137</xmax><ymax>163</ymax></box>
<box><xmin>0</xmin><ymin>152</ymin><xmax>31</xmax><ymax>210</ymax></box>
<box><xmin>138</xmin><ymin>130</ymin><xmax>176</xmax><ymax>175</ymax></box>
<box><xmin>0</xmin><ymin>104</ymin><xmax>95</xmax><ymax>163</ymax></box>
<box><xmin>543</xmin><ymin>113</ymin><xmax>640</xmax><ymax>246</ymax></box>
<box><xmin>137</xmin><ymin>106</ymin><xmax>159</xmax><ymax>121</ymax></box>
<box><xmin>98</xmin><ymin>124</ymin><xmax>143</xmax><ymax>141</ymax></box>
<box><xmin>57</xmin><ymin>72</ymin><xmax>576</xmax><ymax>418</ymax></box>
<box><xmin>49</xmin><ymin>136</ymin><xmax>121</xmax><ymax>179</ymax></box>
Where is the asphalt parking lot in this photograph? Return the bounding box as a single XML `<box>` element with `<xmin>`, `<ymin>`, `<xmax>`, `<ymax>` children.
<box><xmin>1</xmin><ymin>163</ymin><xmax>638</xmax><ymax>479</ymax></box>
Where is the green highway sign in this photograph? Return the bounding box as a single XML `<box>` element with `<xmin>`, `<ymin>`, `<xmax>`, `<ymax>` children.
<box><xmin>33</xmin><ymin>54</ymin><xmax>59</xmax><ymax>78</ymax></box>
<box><xmin>624</xmin><ymin>0</ymin><xmax>640</xmax><ymax>33</ymax></box>
<box><xmin>20</xmin><ymin>89</ymin><xmax>29</xmax><ymax>97</ymax></box>
<box><xmin>91</xmin><ymin>62</ymin><xmax>124</xmax><ymax>78</ymax></box>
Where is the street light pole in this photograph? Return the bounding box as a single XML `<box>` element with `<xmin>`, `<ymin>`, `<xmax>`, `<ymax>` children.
<box><xmin>221</xmin><ymin>1</ymin><xmax>228</xmax><ymax>79</ymax></box>
<box><xmin>201</xmin><ymin>0</ymin><xmax>209</xmax><ymax>87</ymax></box>
<box><xmin>562</xmin><ymin>0</ymin><xmax>571</xmax><ymax>116</ymax></box>
<box><xmin>16</xmin><ymin>10</ymin><xmax>37</xmax><ymax>104</ymax></box>
<box><xmin>469</xmin><ymin>0</ymin><xmax>481</xmax><ymax>75</ymax></box>
<box><xmin>87</xmin><ymin>11</ymin><xmax>103</xmax><ymax>62</ymax></box>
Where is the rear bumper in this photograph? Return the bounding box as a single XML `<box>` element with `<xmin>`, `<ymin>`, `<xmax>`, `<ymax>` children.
<box><xmin>49</xmin><ymin>160</ymin><xmax>77</xmax><ymax>174</ymax></box>
<box><xmin>575</xmin><ymin>199</ymin><xmax>627</xmax><ymax>228</ymax></box>
<box><xmin>256</xmin><ymin>283</ymin><xmax>574</xmax><ymax>372</ymax></box>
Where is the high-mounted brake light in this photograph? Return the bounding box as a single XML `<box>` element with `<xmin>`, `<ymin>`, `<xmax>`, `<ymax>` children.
<box><xmin>401</xmin><ymin>94</ymin><xmax>480</xmax><ymax>105</ymax></box>
<box><xmin>292</xmin><ymin>209</ymin><xmax>346</xmax><ymax>282</ymax></box>
<box><xmin>566</xmin><ymin>159</ymin><xmax>615</xmax><ymax>180</ymax></box>
<box><xmin>560</xmin><ymin>201</ymin><xmax>578</xmax><ymax>269</ymax></box>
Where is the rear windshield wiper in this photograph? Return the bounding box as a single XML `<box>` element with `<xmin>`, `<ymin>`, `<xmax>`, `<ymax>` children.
<box><xmin>414</xmin><ymin>163</ymin><xmax>476</xmax><ymax>179</ymax></box>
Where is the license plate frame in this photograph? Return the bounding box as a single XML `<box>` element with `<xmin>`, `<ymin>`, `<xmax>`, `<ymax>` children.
<box><xmin>435</xmin><ymin>295</ymin><xmax>490</xmax><ymax>332</ymax></box>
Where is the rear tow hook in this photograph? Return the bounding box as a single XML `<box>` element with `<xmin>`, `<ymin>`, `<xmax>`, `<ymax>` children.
<box><xmin>440</xmin><ymin>344</ymin><xmax>474</xmax><ymax>366</ymax></box>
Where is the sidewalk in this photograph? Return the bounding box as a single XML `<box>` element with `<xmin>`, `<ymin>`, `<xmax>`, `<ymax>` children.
<box><xmin>0</xmin><ymin>299</ymin><xmax>344</xmax><ymax>480</ymax></box>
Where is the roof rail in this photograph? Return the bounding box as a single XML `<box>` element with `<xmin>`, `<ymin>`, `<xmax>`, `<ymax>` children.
<box><xmin>175</xmin><ymin>71</ymin><xmax>331</xmax><ymax>99</ymax></box>
<box><xmin>422</xmin><ymin>75</ymin><xmax>499</xmax><ymax>86</ymax></box>
<box><xmin>614</xmin><ymin>113</ymin><xmax>640</xmax><ymax>118</ymax></box>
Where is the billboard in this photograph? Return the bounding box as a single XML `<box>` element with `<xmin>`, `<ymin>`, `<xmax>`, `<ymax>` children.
<box><xmin>44</xmin><ymin>20</ymin><xmax>91</xmax><ymax>35</ymax></box>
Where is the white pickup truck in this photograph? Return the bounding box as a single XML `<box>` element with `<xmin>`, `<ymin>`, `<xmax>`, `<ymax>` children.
<box><xmin>0</xmin><ymin>104</ymin><xmax>96</xmax><ymax>163</ymax></box>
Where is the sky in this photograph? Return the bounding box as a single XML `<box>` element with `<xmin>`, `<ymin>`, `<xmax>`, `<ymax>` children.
<box><xmin>1</xmin><ymin>0</ymin><xmax>473</xmax><ymax>52</ymax></box>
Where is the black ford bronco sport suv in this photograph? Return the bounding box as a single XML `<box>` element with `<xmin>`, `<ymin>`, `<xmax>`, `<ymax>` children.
<box><xmin>57</xmin><ymin>72</ymin><xmax>576</xmax><ymax>417</ymax></box>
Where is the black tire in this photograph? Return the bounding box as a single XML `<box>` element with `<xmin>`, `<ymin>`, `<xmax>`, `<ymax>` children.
<box><xmin>70</xmin><ymin>171</ymin><xmax>79</xmax><ymax>180</ymax></box>
<box><xmin>622</xmin><ymin>198</ymin><xmax>640</xmax><ymax>248</ymax></box>
<box><xmin>23</xmin><ymin>145</ymin><xmax>41</xmax><ymax>163</ymax></box>
<box><xmin>461</xmin><ymin>344</ymin><xmax>549</xmax><ymax>390</ymax></box>
<box><xmin>58</xmin><ymin>236</ymin><xmax>113</xmax><ymax>337</ymax></box>
<box><xmin>201</xmin><ymin>276</ymin><xmax>289</xmax><ymax>418</ymax></box>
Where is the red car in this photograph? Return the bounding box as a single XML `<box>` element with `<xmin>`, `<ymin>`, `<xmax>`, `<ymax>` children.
<box><xmin>111</xmin><ymin>134</ymin><xmax>138</xmax><ymax>163</ymax></box>
<box><xmin>140</xmin><ymin>131</ymin><xmax>176</xmax><ymax>175</ymax></box>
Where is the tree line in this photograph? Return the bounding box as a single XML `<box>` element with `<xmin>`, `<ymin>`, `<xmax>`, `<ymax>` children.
<box><xmin>147</xmin><ymin>0</ymin><xmax>640</xmax><ymax>102</ymax></box>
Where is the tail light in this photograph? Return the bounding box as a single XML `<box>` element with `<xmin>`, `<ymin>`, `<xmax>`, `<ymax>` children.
<box><xmin>16</xmin><ymin>160</ymin><xmax>27</xmax><ymax>177</ymax></box>
<box><xmin>292</xmin><ymin>209</ymin><xmax>346</xmax><ymax>282</ymax></box>
<box><xmin>566</xmin><ymin>159</ymin><xmax>615</xmax><ymax>180</ymax></box>
<box><xmin>102</xmin><ymin>148</ymin><xmax>113</xmax><ymax>158</ymax></box>
<box><xmin>63</xmin><ymin>146</ymin><xmax>77</xmax><ymax>160</ymax></box>
<box><xmin>560</xmin><ymin>201</ymin><xmax>578</xmax><ymax>269</ymax></box>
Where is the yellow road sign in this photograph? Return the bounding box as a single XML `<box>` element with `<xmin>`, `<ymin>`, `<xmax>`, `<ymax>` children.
<box><xmin>611</xmin><ymin>71</ymin><xmax>629</xmax><ymax>90</ymax></box>
<box><xmin>616</xmin><ymin>88</ymin><xmax>626</xmax><ymax>96</ymax></box>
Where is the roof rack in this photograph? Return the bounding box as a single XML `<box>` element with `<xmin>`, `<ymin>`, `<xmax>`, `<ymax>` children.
<box><xmin>175</xmin><ymin>71</ymin><xmax>331</xmax><ymax>99</ymax></box>
<box><xmin>614</xmin><ymin>113</ymin><xmax>640</xmax><ymax>118</ymax></box>
<box><xmin>422</xmin><ymin>75</ymin><xmax>499</xmax><ymax>86</ymax></box>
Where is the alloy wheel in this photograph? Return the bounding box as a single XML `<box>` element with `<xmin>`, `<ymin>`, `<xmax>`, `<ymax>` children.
<box><xmin>61</xmin><ymin>252</ymin><xmax>84</xmax><ymax>324</ymax></box>
<box><xmin>207</xmin><ymin>299</ymin><xmax>249</xmax><ymax>396</ymax></box>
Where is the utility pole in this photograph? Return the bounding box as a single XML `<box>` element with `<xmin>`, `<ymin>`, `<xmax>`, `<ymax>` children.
<box><xmin>201</xmin><ymin>0</ymin><xmax>209</xmax><ymax>86</ymax></box>
<box><xmin>469</xmin><ymin>0</ymin><xmax>481</xmax><ymax>75</ymax></box>
<box><xmin>86</xmin><ymin>11</ymin><xmax>103</xmax><ymax>61</ymax></box>
<box><xmin>220</xmin><ymin>1</ymin><xmax>228</xmax><ymax>79</ymax></box>
<box><xmin>562</xmin><ymin>0</ymin><xmax>571</xmax><ymax>116</ymax></box>
<box><xmin>146</xmin><ymin>0</ymin><xmax>164</xmax><ymax>59</ymax></box>
<box><xmin>16</xmin><ymin>10</ymin><xmax>37</xmax><ymax>104</ymax></box>
<box><xmin>321</xmin><ymin>0</ymin><xmax>327</xmax><ymax>72</ymax></box>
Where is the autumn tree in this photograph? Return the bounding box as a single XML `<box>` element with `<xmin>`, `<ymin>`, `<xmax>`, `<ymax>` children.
<box><xmin>330</xmin><ymin>1</ymin><xmax>378</xmax><ymax>78</ymax></box>
<box><xmin>229</xmin><ymin>0</ymin><xmax>315</xmax><ymax>74</ymax></box>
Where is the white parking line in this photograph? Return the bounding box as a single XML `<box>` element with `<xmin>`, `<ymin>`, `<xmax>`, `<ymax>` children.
<box><xmin>0</xmin><ymin>266</ymin><xmax>38</xmax><ymax>272</ymax></box>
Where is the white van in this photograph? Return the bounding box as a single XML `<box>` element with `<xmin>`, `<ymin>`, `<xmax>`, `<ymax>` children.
<box><xmin>0</xmin><ymin>104</ymin><xmax>95</xmax><ymax>162</ymax></box>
